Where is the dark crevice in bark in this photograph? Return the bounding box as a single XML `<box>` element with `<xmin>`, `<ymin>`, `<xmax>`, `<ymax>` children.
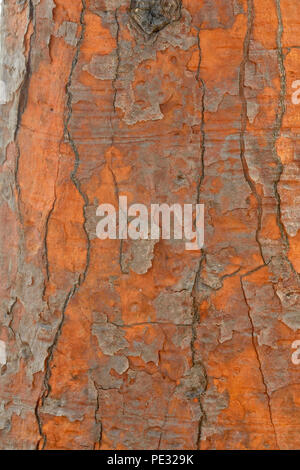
<box><xmin>14</xmin><ymin>0</ymin><xmax>35</xmax><ymax>209</ymax></box>
<box><xmin>35</xmin><ymin>283</ymin><xmax>78</xmax><ymax>449</ymax></box>
<box><xmin>93</xmin><ymin>382</ymin><xmax>103</xmax><ymax>450</ymax></box>
<box><xmin>190</xmin><ymin>28</ymin><xmax>208</xmax><ymax>450</ymax></box>
<box><xmin>240</xmin><ymin>274</ymin><xmax>280</xmax><ymax>449</ymax></box>
<box><xmin>34</xmin><ymin>400</ymin><xmax>46</xmax><ymax>450</ymax></box>
<box><xmin>14</xmin><ymin>0</ymin><xmax>35</xmax><ymax>142</ymax></box>
<box><xmin>274</xmin><ymin>0</ymin><xmax>299</xmax><ymax>279</ymax></box>
<box><xmin>195</xmin><ymin>30</ymin><xmax>206</xmax><ymax>204</ymax></box>
<box><xmin>239</xmin><ymin>1</ymin><xmax>280</xmax><ymax>448</ymax></box>
<box><xmin>108</xmin><ymin>163</ymin><xmax>127</xmax><ymax>274</ymax></box>
<box><xmin>35</xmin><ymin>0</ymin><xmax>89</xmax><ymax>449</ymax></box>
<box><xmin>67</xmin><ymin>0</ymin><xmax>90</xmax><ymax>287</ymax></box>
<box><xmin>43</xmin><ymin>161</ymin><xmax>59</xmax><ymax>285</ymax></box>
<box><xmin>239</xmin><ymin>0</ymin><xmax>265</xmax><ymax>266</ymax></box>
<box><xmin>38</xmin><ymin>281</ymin><xmax>81</xmax><ymax>449</ymax></box>
<box><xmin>112</xmin><ymin>8</ymin><xmax>121</xmax><ymax>113</ymax></box>
<box><xmin>191</xmin><ymin>254</ymin><xmax>208</xmax><ymax>450</ymax></box>
<box><xmin>7</xmin><ymin>298</ymin><xmax>18</xmax><ymax>338</ymax></box>
<box><xmin>111</xmin><ymin>8</ymin><xmax>126</xmax><ymax>275</ymax></box>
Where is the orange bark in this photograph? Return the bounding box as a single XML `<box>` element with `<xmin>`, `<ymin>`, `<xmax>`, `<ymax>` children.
<box><xmin>0</xmin><ymin>0</ymin><xmax>300</xmax><ymax>450</ymax></box>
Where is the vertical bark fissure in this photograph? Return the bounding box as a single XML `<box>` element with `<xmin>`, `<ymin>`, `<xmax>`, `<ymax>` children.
<box><xmin>273</xmin><ymin>0</ymin><xmax>298</xmax><ymax>278</ymax></box>
<box><xmin>111</xmin><ymin>8</ymin><xmax>125</xmax><ymax>274</ymax></box>
<box><xmin>191</xmin><ymin>30</ymin><xmax>208</xmax><ymax>450</ymax></box>
<box><xmin>93</xmin><ymin>382</ymin><xmax>103</xmax><ymax>450</ymax></box>
<box><xmin>44</xmin><ymin>161</ymin><xmax>59</xmax><ymax>284</ymax></box>
<box><xmin>7</xmin><ymin>298</ymin><xmax>18</xmax><ymax>338</ymax></box>
<box><xmin>273</xmin><ymin>0</ymin><xmax>286</xmax><ymax>248</ymax></box>
<box><xmin>67</xmin><ymin>0</ymin><xmax>90</xmax><ymax>286</ymax></box>
<box><xmin>240</xmin><ymin>275</ymin><xmax>280</xmax><ymax>449</ymax></box>
<box><xmin>35</xmin><ymin>284</ymin><xmax>78</xmax><ymax>449</ymax></box>
<box><xmin>14</xmin><ymin>0</ymin><xmax>34</xmax><ymax>141</ymax></box>
<box><xmin>195</xmin><ymin>29</ymin><xmax>206</xmax><ymax>203</ymax></box>
<box><xmin>239</xmin><ymin>0</ymin><xmax>265</xmax><ymax>265</ymax></box>
<box><xmin>35</xmin><ymin>0</ymin><xmax>88</xmax><ymax>449</ymax></box>
<box><xmin>14</xmin><ymin>0</ymin><xmax>35</xmax><ymax>209</ymax></box>
<box><xmin>191</xmin><ymin>257</ymin><xmax>208</xmax><ymax>450</ymax></box>
<box><xmin>112</xmin><ymin>8</ymin><xmax>121</xmax><ymax>114</ymax></box>
<box><xmin>239</xmin><ymin>1</ymin><xmax>280</xmax><ymax>448</ymax></box>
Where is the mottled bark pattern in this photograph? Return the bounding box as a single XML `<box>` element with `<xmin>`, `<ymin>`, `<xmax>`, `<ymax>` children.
<box><xmin>0</xmin><ymin>0</ymin><xmax>300</xmax><ymax>450</ymax></box>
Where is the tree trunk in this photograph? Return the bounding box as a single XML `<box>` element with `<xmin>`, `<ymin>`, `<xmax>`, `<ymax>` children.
<box><xmin>0</xmin><ymin>0</ymin><xmax>300</xmax><ymax>450</ymax></box>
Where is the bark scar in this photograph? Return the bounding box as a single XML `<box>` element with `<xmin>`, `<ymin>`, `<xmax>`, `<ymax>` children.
<box><xmin>129</xmin><ymin>0</ymin><xmax>182</xmax><ymax>35</ymax></box>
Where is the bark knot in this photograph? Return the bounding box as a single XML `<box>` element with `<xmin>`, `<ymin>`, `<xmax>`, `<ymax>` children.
<box><xmin>130</xmin><ymin>0</ymin><xmax>181</xmax><ymax>35</ymax></box>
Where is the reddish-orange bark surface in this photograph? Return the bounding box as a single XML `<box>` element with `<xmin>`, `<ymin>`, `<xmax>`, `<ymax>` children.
<box><xmin>0</xmin><ymin>0</ymin><xmax>300</xmax><ymax>450</ymax></box>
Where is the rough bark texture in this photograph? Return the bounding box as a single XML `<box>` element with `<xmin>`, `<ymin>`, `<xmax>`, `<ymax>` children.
<box><xmin>0</xmin><ymin>0</ymin><xmax>300</xmax><ymax>450</ymax></box>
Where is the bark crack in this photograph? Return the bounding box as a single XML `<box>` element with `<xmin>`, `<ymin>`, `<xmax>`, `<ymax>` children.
<box><xmin>195</xmin><ymin>29</ymin><xmax>206</xmax><ymax>203</ymax></box>
<box><xmin>112</xmin><ymin>8</ymin><xmax>121</xmax><ymax>114</ymax></box>
<box><xmin>110</xmin><ymin>8</ymin><xmax>125</xmax><ymax>275</ymax></box>
<box><xmin>35</xmin><ymin>0</ymin><xmax>89</xmax><ymax>449</ymax></box>
<box><xmin>7</xmin><ymin>298</ymin><xmax>18</xmax><ymax>338</ymax></box>
<box><xmin>44</xmin><ymin>160</ymin><xmax>59</xmax><ymax>284</ymax></box>
<box><xmin>67</xmin><ymin>0</ymin><xmax>90</xmax><ymax>287</ymax></box>
<box><xmin>35</xmin><ymin>284</ymin><xmax>78</xmax><ymax>449</ymax></box>
<box><xmin>239</xmin><ymin>0</ymin><xmax>265</xmax><ymax>266</ymax></box>
<box><xmin>14</xmin><ymin>0</ymin><xmax>35</xmax><ymax>141</ymax></box>
<box><xmin>108</xmin><ymin>163</ymin><xmax>126</xmax><ymax>274</ymax></box>
<box><xmin>191</xmin><ymin>254</ymin><xmax>208</xmax><ymax>450</ymax></box>
<box><xmin>93</xmin><ymin>381</ymin><xmax>103</xmax><ymax>450</ymax></box>
<box><xmin>240</xmin><ymin>274</ymin><xmax>280</xmax><ymax>449</ymax></box>
<box><xmin>273</xmin><ymin>0</ymin><xmax>299</xmax><ymax>278</ymax></box>
<box><xmin>190</xmin><ymin>29</ymin><xmax>208</xmax><ymax>450</ymax></box>
<box><xmin>14</xmin><ymin>0</ymin><xmax>35</xmax><ymax>207</ymax></box>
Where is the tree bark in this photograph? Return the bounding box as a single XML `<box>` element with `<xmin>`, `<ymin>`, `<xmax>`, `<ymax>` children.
<box><xmin>0</xmin><ymin>0</ymin><xmax>300</xmax><ymax>450</ymax></box>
